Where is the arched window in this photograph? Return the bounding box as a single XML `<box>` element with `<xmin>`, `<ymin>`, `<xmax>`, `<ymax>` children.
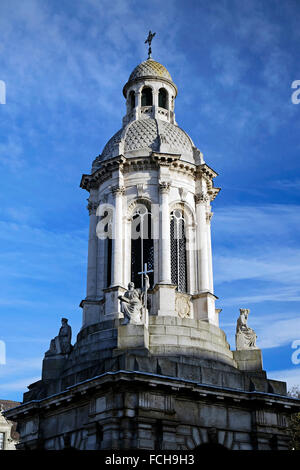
<box><xmin>100</xmin><ymin>209</ymin><xmax>113</xmax><ymax>288</ymax></box>
<box><xmin>158</xmin><ymin>88</ymin><xmax>168</xmax><ymax>109</ymax></box>
<box><xmin>170</xmin><ymin>209</ymin><xmax>187</xmax><ymax>293</ymax></box>
<box><xmin>131</xmin><ymin>203</ymin><xmax>154</xmax><ymax>289</ymax></box>
<box><xmin>141</xmin><ymin>87</ymin><xmax>153</xmax><ymax>106</ymax></box>
<box><xmin>129</xmin><ymin>90</ymin><xmax>135</xmax><ymax>110</ymax></box>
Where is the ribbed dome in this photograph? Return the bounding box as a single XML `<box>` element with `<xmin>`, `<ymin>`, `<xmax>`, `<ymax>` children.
<box><xmin>128</xmin><ymin>58</ymin><xmax>173</xmax><ymax>82</ymax></box>
<box><xmin>94</xmin><ymin>118</ymin><xmax>194</xmax><ymax>167</ymax></box>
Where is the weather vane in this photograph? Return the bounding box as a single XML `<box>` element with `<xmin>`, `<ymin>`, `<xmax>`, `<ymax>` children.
<box><xmin>145</xmin><ymin>30</ymin><xmax>156</xmax><ymax>59</ymax></box>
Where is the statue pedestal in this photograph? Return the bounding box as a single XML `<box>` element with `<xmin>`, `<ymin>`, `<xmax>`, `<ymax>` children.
<box><xmin>117</xmin><ymin>324</ymin><xmax>149</xmax><ymax>350</ymax></box>
<box><xmin>42</xmin><ymin>355</ymin><xmax>68</xmax><ymax>381</ymax></box>
<box><xmin>233</xmin><ymin>349</ymin><xmax>263</xmax><ymax>372</ymax></box>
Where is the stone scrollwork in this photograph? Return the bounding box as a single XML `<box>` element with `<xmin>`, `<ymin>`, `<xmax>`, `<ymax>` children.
<box><xmin>236</xmin><ymin>308</ymin><xmax>257</xmax><ymax>350</ymax></box>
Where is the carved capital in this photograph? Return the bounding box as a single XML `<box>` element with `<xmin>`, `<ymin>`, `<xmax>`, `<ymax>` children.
<box><xmin>87</xmin><ymin>199</ymin><xmax>99</xmax><ymax>215</ymax></box>
<box><xmin>194</xmin><ymin>192</ymin><xmax>209</xmax><ymax>204</ymax></box>
<box><xmin>159</xmin><ymin>180</ymin><xmax>170</xmax><ymax>194</ymax></box>
<box><xmin>111</xmin><ymin>185</ymin><xmax>125</xmax><ymax>196</ymax></box>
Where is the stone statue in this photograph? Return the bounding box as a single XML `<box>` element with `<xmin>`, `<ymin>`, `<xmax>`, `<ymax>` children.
<box><xmin>235</xmin><ymin>309</ymin><xmax>257</xmax><ymax>350</ymax></box>
<box><xmin>58</xmin><ymin>318</ymin><xmax>72</xmax><ymax>354</ymax></box>
<box><xmin>118</xmin><ymin>282</ymin><xmax>144</xmax><ymax>325</ymax></box>
<box><xmin>45</xmin><ymin>318</ymin><xmax>72</xmax><ymax>356</ymax></box>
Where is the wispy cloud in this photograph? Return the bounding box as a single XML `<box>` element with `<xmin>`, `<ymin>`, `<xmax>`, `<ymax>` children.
<box><xmin>0</xmin><ymin>377</ymin><xmax>41</xmax><ymax>394</ymax></box>
<box><xmin>268</xmin><ymin>368</ymin><xmax>300</xmax><ymax>390</ymax></box>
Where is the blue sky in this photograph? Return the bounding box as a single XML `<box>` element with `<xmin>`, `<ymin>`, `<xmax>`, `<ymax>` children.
<box><xmin>0</xmin><ymin>0</ymin><xmax>300</xmax><ymax>401</ymax></box>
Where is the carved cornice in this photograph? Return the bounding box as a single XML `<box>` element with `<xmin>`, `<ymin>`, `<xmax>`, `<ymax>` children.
<box><xmin>208</xmin><ymin>187</ymin><xmax>221</xmax><ymax>201</ymax></box>
<box><xmin>196</xmin><ymin>163</ymin><xmax>218</xmax><ymax>180</ymax></box>
<box><xmin>151</xmin><ymin>152</ymin><xmax>181</xmax><ymax>167</ymax></box>
<box><xmin>80</xmin><ymin>155</ymin><xmax>126</xmax><ymax>191</ymax></box>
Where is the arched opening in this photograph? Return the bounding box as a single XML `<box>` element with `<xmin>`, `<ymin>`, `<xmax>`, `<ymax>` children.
<box><xmin>131</xmin><ymin>203</ymin><xmax>154</xmax><ymax>289</ymax></box>
<box><xmin>158</xmin><ymin>88</ymin><xmax>168</xmax><ymax>109</ymax></box>
<box><xmin>100</xmin><ymin>209</ymin><xmax>113</xmax><ymax>288</ymax></box>
<box><xmin>170</xmin><ymin>209</ymin><xmax>187</xmax><ymax>293</ymax></box>
<box><xmin>129</xmin><ymin>90</ymin><xmax>135</xmax><ymax>110</ymax></box>
<box><xmin>141</xmin><ymin>87</ymin><xmax>153</xmax><ymax>106</ymax></box>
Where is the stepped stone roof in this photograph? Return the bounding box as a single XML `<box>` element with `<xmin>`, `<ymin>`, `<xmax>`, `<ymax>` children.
<box><xmin>97</xmin><ymin>118</ymin><xmax>194</xmax><ymax>165</ymax></box>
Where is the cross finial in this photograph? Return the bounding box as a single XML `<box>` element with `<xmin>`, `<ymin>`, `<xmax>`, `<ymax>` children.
<box><xmin>145</xmin><ymin>30</ymin><xmax>156</xmax><ymax>59</ymax></box>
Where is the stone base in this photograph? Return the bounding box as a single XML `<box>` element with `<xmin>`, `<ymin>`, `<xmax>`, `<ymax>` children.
<box><xmin>6</xmin><ymin>370</ymin><xmax>300</xmax><ymax>450</ymax></box>
<box><xmin>42</xmin><ymin>355</ymin><xmax>68</xmax><ymax>381</ymax></box>
<box><xmin>192</xmin><ymin>292</ymin><xmax>218</xmax><ymax>326</ymax></box>
<box><xmin>117</xmin><ymin>323</ymin><xmax>149</xmax><ymax>349</ymax></box>
<box><xmin>152</xmin><ymin>284</ymin><xmax>177</xmax><ymax>316</ymax></box>
<box><xmin>233</xmin><ymin>349</ymin><xmax>263</xmax><ymax>372</ymax></box>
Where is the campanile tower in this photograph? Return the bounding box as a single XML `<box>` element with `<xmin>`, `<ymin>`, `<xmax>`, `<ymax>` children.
<box><xmin>6</xmin><ymin>42</ymin><xmax>300</xmax><ymax>451</ymax></box>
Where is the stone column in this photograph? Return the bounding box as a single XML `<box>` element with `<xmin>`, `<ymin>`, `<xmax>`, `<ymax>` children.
<box><xmin>206</xmin><ymin>210</ymin><xmax>214</xmax><ymax>294</ymax></box>
<box><xmin>86</xmin><ymin>199</ymin><xmax>99</xmax><ymax>298</ymax></box>
<box><xmin>154</xmin><ymin>180</ymin><xmax>176</xmax><ymax>316</ymax></box>
<box><xmin>111</xmin><ymin>185</ymin><xmax>125</xmax><ymax>287</ymax></box>
<box><xmin>195</xmin><ymin>192</ymin><xmax>210</xmax><ymax>292</ymax></box>
<box><xmin>136</xmin><ymin>90</ymin><xmax>141</xmax><ymax>119</ymax></box>
<box><xmin>153</xmin><ymin>88</ymin><xmax>159</xmax><ymax>119</ymax></box>
<box><xmin>194</xmin><ymin>192</ymin><xmax>218</xmax><ymax>324</ymax></box>
<box><xmin>159</xmin><ymin>181</ymin><xmax>171</xmax><ymax>284</ymax></box>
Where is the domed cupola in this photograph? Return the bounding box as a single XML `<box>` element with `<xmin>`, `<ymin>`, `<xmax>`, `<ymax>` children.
<box><xmin>92</xmin><ymin>43</ymin><xmax>204</xmax><ymax>170</ymax></box>
<box><xmin>122</xmin><ymin>56</ymin><xmax>178</xmax><ymax>128</ymax></box>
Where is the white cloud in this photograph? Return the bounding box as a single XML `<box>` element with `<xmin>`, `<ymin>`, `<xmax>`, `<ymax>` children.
<box><xmin>213</xmin><ymin>204</ymin><xmax>300</xmax><ymax>285</ymax></box>
<box><xmin>268</xmin><ymin>368</ymin><xmax>300</xmax><ymax>391</ymax></box>
<box><xmin>0</xmin><ymin>377</ymin><xmax>41</xmax><ymax>393</ymax></box>
<box><xmin>0</xmin><ymin>357</ymin><xmax>42</xmax><ymax>379</ymax></box>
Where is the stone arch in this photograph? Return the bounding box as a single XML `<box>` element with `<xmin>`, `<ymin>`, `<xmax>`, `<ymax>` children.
<box><xmin>158</xmin><ymin>87</ymin><xmax>168</xmax><ymax>109</ymax></box>
<box><xmin>129</xmin><ymin>90</ymin><xmax>135</xmax><ymax>110</ymax></box>
<box><xmin>141</xmin><ymin>86</ymin><xmax>153</xmax><ymax>106</ymax></box>
<box><xmin>126</xmin><ymin>197</ymin><xmax>154</xmax><ymax>289</ymax></box>
<box><xmin>169</xmin><ymin>200</ymin><xmax>197</xmax><ymax>293</ymax></box>
<box><xmin>96</xmin><ymin>203</ymin><xmax>114</xmax><ymax>238</ymax></box>
<box><xmin>127</xmin><ymin>197</ymin><xmax>152</xmax><ymax>220</ymax></box>
<box><xmin>185</xmin><ymin>427</ymin><xmax>234</xmax><ymax>450</ymax></box>
<box><xmin>169</xmin><ymin>200</ymin><xmax>196</xmax><ymax>229</ymax></box>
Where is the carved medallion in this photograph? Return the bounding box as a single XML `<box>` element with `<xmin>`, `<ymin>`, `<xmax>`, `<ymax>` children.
<box><xmin>175</xmin><ymin>294</ymin><xmax>191</xmax><ymax>318</ymax></box>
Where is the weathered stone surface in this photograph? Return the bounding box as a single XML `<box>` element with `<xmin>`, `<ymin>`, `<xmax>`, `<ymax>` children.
<box><xmin>233</xmin><ymin>349</ymin><xmax>263</xmax><ymax>371</ymax></box>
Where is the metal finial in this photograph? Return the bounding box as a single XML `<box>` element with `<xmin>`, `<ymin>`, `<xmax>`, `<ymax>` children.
<box><xmin>145</xmin><ymin>30</ymin><xmax>156</xmax><ymax>59</ymax></box>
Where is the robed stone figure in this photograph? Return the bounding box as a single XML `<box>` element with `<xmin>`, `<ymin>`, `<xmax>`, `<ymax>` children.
<box><xmin>45</xmin><ymin>318</ymin><xmax>72</xmax><ymax>356</ymax></box>
<box><xmin>235</xmin><ymin>309</ymin><xmax>257</xmax><ymax>350</ymax></box>
<box><xmin>119</xmin><ymin>282</ymin><xmax>143</xmax><ymax>325</ymax></box>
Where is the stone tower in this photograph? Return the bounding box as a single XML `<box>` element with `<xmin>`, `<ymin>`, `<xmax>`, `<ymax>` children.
<box><xmin>5</xmin><ymin>54</ymin><xmax>300</xmax><ymax>451</ymax></box>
